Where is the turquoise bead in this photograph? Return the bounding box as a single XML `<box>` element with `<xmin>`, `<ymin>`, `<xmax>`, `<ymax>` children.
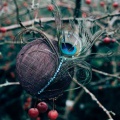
<box><xmin>38</xmin><ymin>58</ymin><xmax>64</xmax><ymax>95</ymax></box>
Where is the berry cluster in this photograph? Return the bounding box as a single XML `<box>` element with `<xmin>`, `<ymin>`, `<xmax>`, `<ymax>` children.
<box><xmin>47</xmin><ymin>4</ymin><xmax>54</xmax><ymax>11</ymax></box>
<box><xmin>28</xmin><ymin>102</ymin><xmax>58</xmax><ymax>120</ymax></box>
<box><xmin>85</xmin><ymin>0</ymin><xmax>119</xmax><ymax>8</ymax></box>
<box><xmin>103</xmin><ymin>37</ymin><xmax>116</xmax><ymax>44</ymax></box>
<box><xmin>23</xmin><ymin>97</ymin><xmax>32</xmax><ymax>110</ymax></box>
<box><xmin>0</xmin><ymin>27</ymin><xmax>7</xmax><ymax>33</ymax></box>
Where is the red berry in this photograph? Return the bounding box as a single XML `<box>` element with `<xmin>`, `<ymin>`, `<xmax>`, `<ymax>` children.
<box><xmin>3</xmin><ymin>2</ymin><xmax>8</xmax><ymax>6</ymax></box>
<box><xmin>23</xmin><ymin>2</ymin><xmax>28</xmax><ymax>7</ymax></box>
<box><xmin>111</xmin><ymin>39</ymin><xmax>116</xmax><ymax>42</ymax></box>
<box><xmin>27</xmin><ymin>97</ymin><xmax>32</xmax><ymax>103</ymax></box>
<box><xmin>93</xmin><ymin>3</ymin><xmax>97</xmax><ymax>8</ymax></box>
<box><xmin>113</xmin><ymin>2</ymin><xmax>119</xmax><ymax>8</ymax></box>
<box><xmin>36</xmin><ymin>117</ymin><xmax>41</xmax><ymax>120</ymax></box>
<box><xmin>3</xmin><ymin>62</ymin><xmax>10</xmax><ymax>71</ymax></box>
<box><xmin>28</xmin><ymin>108</ymin><xmax>39</xmax><ymax>118</ymax></box>
<box><xmin>37</xmin><ymin>102</ymin><xmax>48</xmax><ymax>113</ymax></box>
<box><xmin>0</xmin><ymin>28</ymin><xmax>7</xmax><ymax>33</ymax></box>
<box><xmin>5</xmin><ymin>19</ymin><xmax>11</xmax><ymax>24</ymax></box>
<box><xmin>0</xmin><ymin>53</ymin><xmax>3</xmax><ymax>59</ymax></box>
<box><xmin>82</xmin><ymin>12</ymin><xmax>87</xmax><ymax>18</ymax></box>
<box><xmin>48</xmin><ymin>110</ymin><xmax>58</xmax><ymax>120</ymax></box>
<box><xmin>85</xmin><ymin>0</ymin><xmax>91</xmax><ymax>5</ymax></box>
<box><xmin>10</xmin><ymin>72</ymin><xmax>15</xmax><ymax>78</ymax></box>
<box><xmin>47</xmin><ymin>5</ymin><xmax>54</xmax><ymax>11</ymax></box>
<box><xmin>100</xmin><ymin>1</ymin><xmax>105</xmax><ymax>7</ymax></box>
<box><xmin>10</xmin><ymin>35</ymin><xmax>14</xmax><ymax>40</ymax></box>
<box><xmin>10</xmin><ymin>44</ymin><xmax>15</xmax><ymax>49</ymax></box>
<box><xmin>103</xmin><ymin>37</ymin><xmax>111</xmax><ymax>43</ymax></box>
<box><xmin>23</xmin><ymin>102</ymin><xmax>30</xmax><ymax>110</ymax></box>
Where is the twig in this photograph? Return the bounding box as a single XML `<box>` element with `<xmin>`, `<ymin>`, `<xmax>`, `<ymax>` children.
<box><xmin>92</xmin><ymin>13</ymin><xmax>120</xmax><ymax>22</ymax></box>
<box><xmin>93</xmin><ymin>84</ymin><xmax>120</xmax><ymax>90</ymax></box>
<box><xmin>64</xmin><ymin>67</ymin><xmax>77</xmax><ymax>120</ymax></box>
<box><xmin>90</xmin><ymin>77</ymin><xmax>113</xmax><ymax>86</ymax></box>
<box><xmin>13</xmin><ymin>0</ymin><xmax>26</xmax><ymax>28</ymax></box>
<box><xmin>3</xmin><ymin>17</ymin><xmax>76</xmax><ymax>31</ymax></box>
<box><xmin>72</xmin><ymin>89</ymin><xmax>84</xmax><ymax>107</ymax></box>
<box><xmin>0</xmin><ymin>82</ymin><xmax>20</xmax><ymax>87</ymax></box>
<box><xmin>72</xmin><ymin>77</ymin><xmax>115</xmax><ymax>120</ymax></box>
<box><xmin>74</xmin><ymin>0</ymin><xmax>82</xmax><ymax>18</ymax></box>
<box><xmin>1</xmin><ymin>12</ymin><xmax>119</xmax><ymax>32</ymax></box>
<box><xmin>64</xmin><ymin>65</ymin><xmax>84</xmax><ymax>120</ymax></box>
<box><xmin>92</xmin><ymin>68</ymin><xmax>120</xmax><ymax>79</ymax></box>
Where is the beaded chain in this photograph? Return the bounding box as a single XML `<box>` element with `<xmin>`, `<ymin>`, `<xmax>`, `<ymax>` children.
<box><xmin>38</xmin><ymin>57</ymin><xmax>65</xmax><ymax>95</ymax></box>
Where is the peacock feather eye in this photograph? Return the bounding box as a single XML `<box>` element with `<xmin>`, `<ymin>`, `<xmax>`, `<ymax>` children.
<box><xmin>61</xmin><ymin>43</ymin><xmax>77</xmax><ymax>56</ymax></box>
<box><xmin>60</xmin><ymin>32</ymin><xmax>82</xmax><ymax>57</ymax></box>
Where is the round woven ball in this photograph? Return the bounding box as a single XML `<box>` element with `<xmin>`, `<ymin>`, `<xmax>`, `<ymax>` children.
<box><xmin>16</xmin><ymin>39</ymin><xmax>72</xmax><ymax>99</ymax></box>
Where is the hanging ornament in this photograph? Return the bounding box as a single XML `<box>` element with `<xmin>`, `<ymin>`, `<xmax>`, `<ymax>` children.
<box><xmin>16</xmin><ymin>28</ymin><xmax>74</xmax><ymax>99</ymax></box>
<box><xmin>15</xmin><ymin>0</ymin><xmax>102</xmax><ymax>100</ymax></box>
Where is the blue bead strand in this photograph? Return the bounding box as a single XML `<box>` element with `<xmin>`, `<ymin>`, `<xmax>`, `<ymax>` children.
<box><xmin>38</xmin><ymin>58</ymin><xmax>65</xmax><ymax>95</ymax></box>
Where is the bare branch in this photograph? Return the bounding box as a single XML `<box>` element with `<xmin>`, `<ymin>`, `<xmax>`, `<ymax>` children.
<box><xmin>0</xmin><ymin>82</ymin><xmax>20</xmax><ymax>88</ymax></box>
<box><xmin>94</xmin><ymin>13</ymin><xmax>120</xmax><ymax>21</ymax></box>
<box><xmin>72</xmin><ymin>77</ymin><xmax>115</xmax><ymax>120</ymax></box>
<box><xmin>92</xmin><ymin>68</ymin><xmax>120</xmax><ymax>79</ymax></box>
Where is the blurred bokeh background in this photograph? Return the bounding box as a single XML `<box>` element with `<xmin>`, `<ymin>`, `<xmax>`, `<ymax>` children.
<box><xmin>0</xmin><ymin>0</ymin><xmax>120</xmax><ymax>120</ymax></box>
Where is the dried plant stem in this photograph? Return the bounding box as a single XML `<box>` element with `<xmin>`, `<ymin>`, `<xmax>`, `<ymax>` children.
<box><xmin>0</xmin><ymin>82</ymin><xmax>20</xmax><ymax>87</ymax></box>
<box><xmin>72</xmin><ymin>89</ymin><xmax>84</xmax><ymax>107</ymax></box>
<box><xmin>4</xmin><ymin>17</ymin><xmax>76</xmax><ymax>31</ymax></box>
<box><xmin>93</xmin><ymin>84</ymin><xmax>120</xmax><ymax>90</ymax></box>
<box><xmin>64</xmin><ymin>67</ymin><xmax>77</xmax><ymax>120</ymax></box>
<box><xmin>93</xmin><ymin>13</ymin><xmax>120</xmax><ymax>21</ymax></box>
<box><xmin>92</xmin><ymin>68</ymin><xmax>120</xmax><ymax>79</ymax></box>
<box><xmin>72</xmin><ymin>77</ymin><xmax>115</xmax><ymax>120</ymax></box>
<box><xmin>3</xmin><ymin>13</ymin><xmax>120</xmax><ymax>31</ymax></box>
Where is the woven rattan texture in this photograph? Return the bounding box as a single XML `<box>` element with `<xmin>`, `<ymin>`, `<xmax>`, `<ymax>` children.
<box><xmin>16</xmin><ymin>39</ymin><xmax>73</xmax><ymax>99</ymax></box>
